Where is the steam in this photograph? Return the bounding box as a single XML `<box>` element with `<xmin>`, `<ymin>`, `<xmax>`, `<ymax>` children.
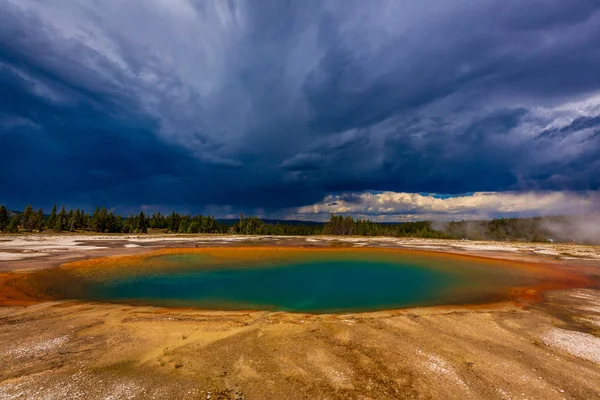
<box><xmin>432</xmin><ymin>214</ymin><xmax>600</xmax><ymax>244</ymax></box>
<box><xmin>540</xmin><ymin>214</ymin><xmax>600</xmax><ymax>244</ymax></box>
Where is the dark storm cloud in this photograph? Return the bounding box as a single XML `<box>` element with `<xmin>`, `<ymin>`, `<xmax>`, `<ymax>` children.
<box><xmin>280</xmin><ymin>153</ymin><xmax>324</xmax><ymax>171</ymax></box>
<box><xmin>1</xmin><ymin>0</ymin><xmax>600</xmax><ymax>215</ymax></box>
<box><xmin>537</xmin><ymin>114</ymin><xmax>600</xmax><ymax>140</ymax></box>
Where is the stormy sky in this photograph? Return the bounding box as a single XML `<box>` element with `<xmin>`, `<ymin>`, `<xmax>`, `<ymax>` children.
<box><xmin>1</xmin><ymin>0</ymin><xmax>600</xmax><ymax>221</ymax></box>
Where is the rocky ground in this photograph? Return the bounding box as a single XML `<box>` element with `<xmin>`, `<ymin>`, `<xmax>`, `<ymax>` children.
<box><xmin>1</xmin><ymin>234</ymin><xmax>600</xmax><ymax>271</ymax></box>
<box><xmin>0</xmin><ymin>234</ymin><xmax>599</xmax><ymax>399</ymax></box>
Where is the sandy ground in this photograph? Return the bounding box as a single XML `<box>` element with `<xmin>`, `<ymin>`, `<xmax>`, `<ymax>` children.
<box><xmin>1</xmin><ymin>234</ymin><xmax>600</xmax><ymax>399</ymax></box>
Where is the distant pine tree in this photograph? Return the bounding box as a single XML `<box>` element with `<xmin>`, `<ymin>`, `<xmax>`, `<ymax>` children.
<box><xmin>46</xmin><ymin>203</ymin><xmax>57</xmax><ymax>229</ymax></box>
<box><xmin>91</xmin><ymin>207</ymin><xmax>101</xmax><ymax>232</ymax></box>
<box><xmin>74</xmin><ymin>209</ymin><xmax>82</xmax><ymax>230</ymax></box>
<box><xmin>110</xmin><ymin>213</ymin><xmax>123</xmax><ymax>233</ymax></box>
<box><xmin>137</xmin><ymin>211</ymin><xmax>147</xmax><ymax>233</ymax></box>
<box><xmin>0</xmin><ymin>205</ymin><xmax>8</xmax><ymax>232</ymax></box>
<box><xmin>79</xmin><ymin>209</ymin><xmax>89</xmax><ymax>230</ymax></box>
<box><xmin>66</xmin><ymin>209</ymin><xmax>75</xmax><ymax>231</ymax></box>
<box><xmin>53</xmin><ymin>216</ymin><xmax>64</xmax><ymax>232</ymax></box>
<box><xmin>55</xmin><ymin>206</ymin><xmax>67</xmax><ymax>232</ymax></box>
<box><xmin>35</xmin><ymin>208</ymin><xmax>45</xmax><ymax>231</ymax></box>
<box><xmin>22</xmin><ymin>204</ymin><xmax>34</xmax><ymax>231</ymax></box>
<box><xmin>167</xmin><ymin>211</ymin><xmax>179</xmax><ymax>233</ymax></box>
<box><xmin>7</xmin><ymin>214</ymin><xmax>20</xmax><ymax>233</ymax></box>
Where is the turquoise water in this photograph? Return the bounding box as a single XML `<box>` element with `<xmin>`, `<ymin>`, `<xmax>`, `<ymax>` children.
<box><xmin>44</xmin><ymin>250</ymin><xmax>543</xmax><ymax>312</ymax></box>
<box><xmin>85</xmin><ymin>260</ymin><xmax>461</xmax><ymax>312</ymax></box>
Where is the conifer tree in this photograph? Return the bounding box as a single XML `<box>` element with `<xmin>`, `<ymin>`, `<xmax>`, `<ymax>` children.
<box><xmin>92</xmin><ymin>207</ymin><xmax>111</xmax><ymax>232</ymax></box>
<box><xmin>55</xmin><ymin>206</ymin><xmax>67</xmax><ymax>232</ymax></box>
<box><xmin>22</xmin><ymin>204</ymin><xmax>34</xmax><ymax>231</ymax></box>
<box><xmin>7</xmin><ymin>214</ymin><xmax>20</xmax><ymax>233</ymax></box>
<box><xmin>53</xmin><ymin>216</ymin><xmax>64</xmax><ymax>232</ymax></box>
<box><xmin>101</xmin><ymin>207</ymin><xmax>108</xmax><ymax>232</ymax></box>
<box><xmin>167</xmin><ymin>211</ymin><xmax>179</xmax><ymax>233</ymax></box>
<box><xmin>59</xmin><ymin>205</ymin><xmax>67</xmax><ymax>219</ymax></box>
<box><xmin>67</xmin><ymin>209</ymin><xmax>76</xmax><ymax>231</ymax></box>
<box><xmin>35</xmin><ymin>208</ymin><xmax>45</xmax><ymax>231</ymax></box>
<box><xmin>91</xmin><ymin>207</ymin><xmax>100</xmax><ymax>232</ymax></box>
<box><xmin>123</xmin><ymin>213</ymin><xmax>134</xmax><ymax>233</ymax></box>
<box><xmin>177</xmin><ymin>217</ymin><xmax>190</xmax><ymax>233</ymax></box>
<box><xmin>46</xmin><ymin>203</ymin><xmax>57</xmax><ymax>229</ymax></box>
<box><xmin>74</xmin><ymin>209</ymin><xmax>82</xmax><ymax>230</ymax></box>
<box><xmin>109</xmin><ymin>213</ymin><xmax>123</xmax><ymax>233</ymax></box>
<box><xmin>77</xmin><ymin>209</ymin><xmax>88</xmax><ymax>230</ymax></box>
<box><xmin>0</xmin><ymin>205</ymin><xmax>9</xmax><ymax>232</ymax></box>
<box><xmin>137</xmin><ymin>211</ymin><xmax>147</xmax><ymax>233</ymax></box>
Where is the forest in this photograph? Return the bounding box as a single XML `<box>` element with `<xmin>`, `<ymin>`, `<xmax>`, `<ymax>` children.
<box><xmin>0</xmin><ymin>204</ymin><xmax>597</xmax><ymax>244</ymax></box>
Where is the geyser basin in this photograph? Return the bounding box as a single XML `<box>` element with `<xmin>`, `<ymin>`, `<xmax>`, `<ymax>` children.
<box><xmin>12</xmin><ymin>247</ymin><xmax>590</xmax><ymax>312</ymax></box>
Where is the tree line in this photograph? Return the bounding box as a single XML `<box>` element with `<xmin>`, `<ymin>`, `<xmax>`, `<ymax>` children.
<box><xmin>0</xmin><ymin>204</ymin><xmax>323</xmax><ymax>235</ymax></box>
<box><xmin>322</xmin><ymin>214</ymin><xmax>448</xmax><ymax>238</ymax></box>
<box><xmin>231</xmin><ymin>214</ymin><xmax>322</xmax><ymax>236</ymax></box>
<box><xmin>0</xmin><ymin>204</ymin><xmax>595</xmax><ymax>243</ymax></box>
<box><xmin>0</xmin><ymin>204</ymin><xmax>229</xmax><ymax>234</ymax></box>
<box><xmin>0</xmin><ymin>205</ymin><xmax>464</xmax><ymax>239</ymax></box>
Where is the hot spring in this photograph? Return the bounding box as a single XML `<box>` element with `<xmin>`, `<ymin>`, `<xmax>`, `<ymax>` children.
<box><xmin>12</xmin><ymin>247</ymin><xmax>587</xmax><ymax>312</ymax></box>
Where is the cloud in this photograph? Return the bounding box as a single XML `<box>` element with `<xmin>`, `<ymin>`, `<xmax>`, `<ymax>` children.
<box><xmin>287</xmin><ymin>191</ymin><xmax>600</xmax><ymax>222</ymax></box>
<box><xmin>280</xmin><ymin>153</ymin><xmax>323</xmax><ymax>171</ymax></box>
<box><xmin>0</xmin><ymin>0</ymin><xmax>599</xmax><ymax>214</ymax></box>
<box><xmin>537</xmin><ymin>114</ymin><xmax>600</xmax><ymax>140</ymax></box>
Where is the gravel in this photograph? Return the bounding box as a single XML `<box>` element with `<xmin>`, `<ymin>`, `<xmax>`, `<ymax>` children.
<box><xmin>542</xmin><ymin>328</ymin><xmax>600</xmax><ymax>365</ymax></box>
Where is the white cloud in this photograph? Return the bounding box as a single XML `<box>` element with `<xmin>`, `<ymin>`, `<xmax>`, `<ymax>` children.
<box><xmin>286</xmin><ymin>191</ymin><xmax>600</xmax><ymax>222</ymax></box>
